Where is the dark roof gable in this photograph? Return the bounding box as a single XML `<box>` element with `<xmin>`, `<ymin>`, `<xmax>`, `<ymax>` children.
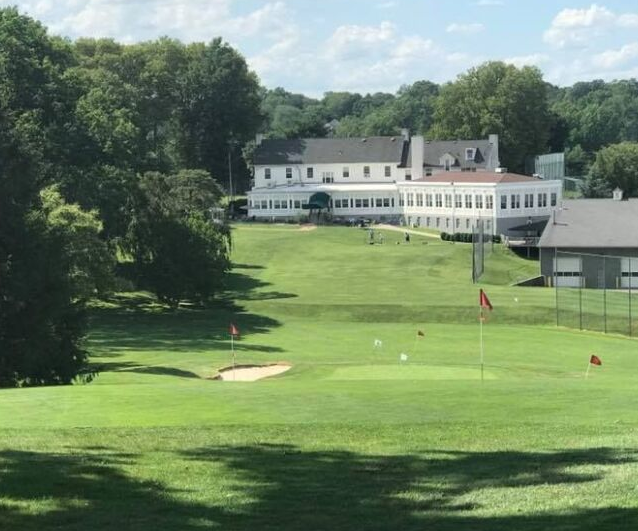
<box><xmin>253</xmin><ymin>137</ymin><xmax>407</xmax><ymax>166</ymax></box>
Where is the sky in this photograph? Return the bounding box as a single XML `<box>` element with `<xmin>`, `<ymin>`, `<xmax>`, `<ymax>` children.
<box><xmin>3</xmin><ymin>0</ymin><xmax>638</xmax><ymax>96</ymax></box>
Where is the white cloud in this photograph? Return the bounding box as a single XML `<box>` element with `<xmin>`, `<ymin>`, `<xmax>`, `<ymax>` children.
<box><xmin>250</xmin><ymin>20</ymin><xmax>455</xmax><ymax>94</ymax></box>
<box><xmin>446</xmin><ymin>22</ymin><xmax>485</xmax><ymax>35</ymax></box>
<box><xmin>504</xmin><ymin>54</ymin><xmax>550</xmax><ymax>68</ymax></box>
<box><xmin>326</xmin><ymin>21</ymin><xmax>396</xmax><ymax>61</ymax></box>
<box><xmin>618</xmin><ymin>13</ymin><xmax>638</xmax><ymax>28</ymax></box>
<box><xmin>4</xmin><ymin>0</ymin><xmax>292</xmax><ymax>45</ymax></box>
<box><xmin>544</xmin><ymin>4</ymin><xmax>638</xmax><ymax>48</ymax></box>
<box><xmin>592</xmin><ymin>42</ymin><xmax>638</xmax><ymax>69</ymax></box>
<box><xmin>376</xmin><ymin>1</ymin><xmax>397</xmax><ymax>9</ymax></box>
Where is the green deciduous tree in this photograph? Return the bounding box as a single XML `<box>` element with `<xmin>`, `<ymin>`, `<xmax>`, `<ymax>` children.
<box><xmin>41</xmin><ymin>186</ymin><xmax>115</xmax><ymax>299</ymax></box>
<box><xmin>0</xmin><ymin>8</ymin><xmax>96</xmax><ymax>387</ymax></box>
<box><xmin>430</xmin><ymin>62</ymin><xmax>551</xmax><ymax>172</ymax></box>
<box><xmin>174</xmin><ymin>39</ymin><xmax>263</xmax><ymax>188</ymax></box>
<box><xmin>583</xmin><ymin>142</ymin><xmax>638</xmax><ymax>198</ymax></box>
<box><xmin>128</xmin><ymin>171</ymin><xmax>231</xmax><ymax>307</ymax></box>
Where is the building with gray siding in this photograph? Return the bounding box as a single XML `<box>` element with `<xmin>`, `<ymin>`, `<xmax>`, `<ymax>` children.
<box><xmin>538</xmin><ymin>191</ymin><xmax>638</xmax><ymax>288</ymax></box>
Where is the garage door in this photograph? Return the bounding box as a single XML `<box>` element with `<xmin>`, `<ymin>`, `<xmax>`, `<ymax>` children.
<box><xmin>554</xmin><ymin>256</ymin><xmax>582</xmax><ymax>288</ymax></box>
<box><xmin>621</xmin><ymin>258</ymin><xmax>638</xmax><ymax>289</ymax></box>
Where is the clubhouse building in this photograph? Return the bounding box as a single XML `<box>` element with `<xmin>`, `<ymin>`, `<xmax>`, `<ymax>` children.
<box><xmin>247</xmin><ymin>133</ymin><xmax>563</xmax><ymax>236</ymax></box>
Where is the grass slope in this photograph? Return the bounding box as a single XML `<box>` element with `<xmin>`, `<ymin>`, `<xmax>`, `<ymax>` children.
<box><xmin>1</xmin><ymin>224</ymin><xmax>638</xmax><ymax>530</ymax></box>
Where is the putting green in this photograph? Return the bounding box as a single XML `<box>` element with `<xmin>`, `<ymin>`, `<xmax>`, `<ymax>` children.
<box><xmin>326</xmin><ymin>364</ymin><xmax>498</xmax><ymax>380</ymax></box>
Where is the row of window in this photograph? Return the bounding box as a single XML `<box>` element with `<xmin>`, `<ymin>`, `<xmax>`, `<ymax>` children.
<box><xmin>264</xmin><ymin>165</ymin><xmax>394</xmax><ymax>180</ymax></box>
<box><xmin>401</xmin><ymin>193</ymin><xmax>495</xmax><ymax>210</ymax></box>
<box><xmin>408</xmin><ymin>216</ymin><xmax>492</xmax><ymax>231</ymax></box>
<box><xmin>251</xmin><ymin>199</ymin><xmax>309</xmax><ymax>210</ymax></box>
<box><xmin>499</xmin><ymin>192</ymin><xmax>557</xmax><ymax>210</ymax></box>
<box><xmin>251</xmin><ymin>191</ymin><xmax>559</xmax><ymax>212</ymax></box>
<box><xmin>250</xmin><ymin>197</ymin><xmax>396</xmax><ymax>210</ymax></box>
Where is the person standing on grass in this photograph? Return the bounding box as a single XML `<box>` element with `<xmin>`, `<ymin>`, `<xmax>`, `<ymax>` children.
<box><xmin>405</xmin><ymin>232</ymin><xmax>410</xmax><ymax>243</ymax></box>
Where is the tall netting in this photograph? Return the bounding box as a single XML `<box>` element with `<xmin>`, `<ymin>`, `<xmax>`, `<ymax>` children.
<box><xmin>472</xmin><ymin>219</ymin><xmax>492</xmax><ymax>283</ymax></box>
<box><xmin>555</xmin><ymin>251</ymin><xmax>638</xmax><ymax>336</ymax></box>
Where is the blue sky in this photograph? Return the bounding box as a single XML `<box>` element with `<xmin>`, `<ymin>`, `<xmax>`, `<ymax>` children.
<box><xmin>3</xmin><ymin>0</ymin><xmax>638</xmax><ymax>95</ymax></box>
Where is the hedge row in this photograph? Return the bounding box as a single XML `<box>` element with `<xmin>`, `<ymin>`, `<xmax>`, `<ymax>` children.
<box><xmin>440</xmin><ymin>232</ymin><xmax>502</xmax><ymax>244</ymax></box>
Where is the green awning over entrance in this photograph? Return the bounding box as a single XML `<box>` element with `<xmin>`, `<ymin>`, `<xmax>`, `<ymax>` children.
<box><xmin>302</xmin><ymin>192</ymin><xmax>331</xmax><ymax>210</ymax></box>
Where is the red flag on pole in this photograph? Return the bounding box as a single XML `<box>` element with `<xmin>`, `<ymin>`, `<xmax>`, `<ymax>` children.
<box><xmin>229</xmin><ymin>323</ymin><xmax>240</xmax><ymax>337</ymax></box>
<box><xmin>479</xmin><ymin>289</ymin><xmax>493</xmax><ymax>311</ymax></box>
<box><xmin>590</xmin><ymin>355</ymin><xmax>602</xmax><ymax>366</ymax></box>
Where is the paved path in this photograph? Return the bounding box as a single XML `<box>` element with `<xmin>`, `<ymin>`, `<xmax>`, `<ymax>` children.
<box><xmin>375</xmin><ymin>224</ymin><xmax>440</xmax><ymax>239</ymax></box>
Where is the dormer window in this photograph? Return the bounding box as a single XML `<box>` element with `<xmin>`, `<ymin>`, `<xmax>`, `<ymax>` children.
<box><xmin>465</xmin><ymin>148</ymin><xmax>475</xmax><ymax>161</ymax></box>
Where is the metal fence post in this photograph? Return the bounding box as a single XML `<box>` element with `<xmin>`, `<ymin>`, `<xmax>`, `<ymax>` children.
<box><xmin>630</xmin><ymin>259</ymin><xmax>633</xmax><ymax>337</ymax></box>
<box><xmin>603</xmin><ymin>256</ymin><xmax>607</xmax><ymax>334</ymax></box>
<box><xmin>554</xmin><ymin>248</ymin><xmax>559</xmax><ymax>327</ymax></box>
<box><xmin>579</xmin><ymin>268</ymin><xmax>583</xmax><ymax>331</ymax></box>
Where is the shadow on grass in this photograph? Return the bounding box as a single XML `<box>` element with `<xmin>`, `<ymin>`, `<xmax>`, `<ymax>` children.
<box><xmin>224</xmin><ymin>271</ymin><xmax>298</xmax><ymax>302</ymax></box>
<box><xmin>88</xmin><ymin>293</ymin><xmax>285</xmax><ymax>357</ymax></box>
<box><xmin>90</xmin><ymin>361</ymin><xmax>203</xmax><ymax>379</ymax></box>
<box><xmin>1</xmin><ymin>445</ymin><xmax>636</xmax><ymax>530</ymax></box>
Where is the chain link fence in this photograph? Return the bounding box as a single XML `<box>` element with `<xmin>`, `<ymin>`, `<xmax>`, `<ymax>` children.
<box><xmin>555</xmin><ymin>251</ymin><xmax>638</xmax><ymax>336</ymax></box>
<box><xmin>472</xmin><ymin>219</ymin><xmax>493</xmax><ymax>283</ymax></box>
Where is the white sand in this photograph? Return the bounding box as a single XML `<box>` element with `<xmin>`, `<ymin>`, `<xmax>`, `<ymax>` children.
<box><xmin>218</xmin><ymin>364</ymin><xmax>292</xmax><ymax>382</ymax></box>
<box><xmin>299</xmin><ymin>224</ymin><xmax>317</xmax><ymax>232</ymax></box>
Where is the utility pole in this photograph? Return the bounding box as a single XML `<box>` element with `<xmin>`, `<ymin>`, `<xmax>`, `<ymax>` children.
<box><xmin>228</xmin><ymin>140</ymin><xmax>235</xmax><ymax>217</ymax></box>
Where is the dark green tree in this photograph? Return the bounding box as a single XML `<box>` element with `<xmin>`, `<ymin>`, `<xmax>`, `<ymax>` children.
<box><xmin>431</xmin><ymin>62</ymin><xmax>551</xmax><ymax>172</ymax></box>
<box><xmin>128</xmin><ymin>171</ymin><xmax>231</xmax><ymax>307</ymax></box>
<box><xmin>0</xmin><ymin>8</ymin><xmax>99</xmax><ymax>386</ymax></box>
<box><xmin>174</xmin><ymin>39</ymin><xmax>263</xmax><ymax>190</ymax></box>
<box><xmin>583</xmin><ymin>142</ymin><xmax>638</xmax><ymax>198</ymax></box>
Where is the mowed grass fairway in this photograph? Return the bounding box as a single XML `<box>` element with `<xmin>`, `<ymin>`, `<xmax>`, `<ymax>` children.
<box><xmin>2</xmin><ymin>224</ymin><xmax>638</xmax><ymax>530</ymax></box>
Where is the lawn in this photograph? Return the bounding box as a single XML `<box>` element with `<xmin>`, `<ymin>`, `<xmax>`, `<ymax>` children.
<box><xmin>1</xmin><ymin>224</ymin><xmax>638</xmax><ymax>530</ymax></box>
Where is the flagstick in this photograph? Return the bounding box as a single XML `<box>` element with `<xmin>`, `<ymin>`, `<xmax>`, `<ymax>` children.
<box><xmin>231</xmin><ymin>333</ymin><xmax>236</xmax><ymax>381</ymax></box>
<box><xmin>585</xmin><ymin>361</ymin><xmax>591</xmax><ymax>379</ymax></box>
<box><xmin>480</xmin><ymin>309</ymin><xmax>484</xmax><ymax>383</ymax></box>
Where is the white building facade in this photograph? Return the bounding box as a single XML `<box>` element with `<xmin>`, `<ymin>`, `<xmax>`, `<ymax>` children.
<box><xmin>247</xmin><ymin>134</ymin><xmax>562</xmax><ymax>235</ymax></box>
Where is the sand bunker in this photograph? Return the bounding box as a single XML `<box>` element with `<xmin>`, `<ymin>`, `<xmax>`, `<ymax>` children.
<box><xmin>299</xmin><ymin>224</ymin><xmax>317</xmax><ymax>232</ymax></box>
<box><xmin>217</xmin><ymin>364</ymin><xmax>291</xmax><ymax>382</ymax></box>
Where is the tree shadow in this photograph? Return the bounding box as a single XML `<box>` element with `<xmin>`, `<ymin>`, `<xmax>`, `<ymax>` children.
<box><xmin>0</xmin><ymin>445</ymin><xmax>637</xmax><ymax>530</ymax></box>
<box><xmin>89</xmin><ymin>361</ymin><xmax>203</xmax><ymax>379</ymax></box>
<box><xmin>180</xmin><ymin>444</ymin><xmax>638</xmax><ymax>530</ymax></box>
<box><xmin>224</xmin><ymin>271</ymin><xmax>297</xmax><ymax>302</ymax></box>
<box><xmin>232</xmin><ymin>263</ymin><xmax>265</xmax><ymax>270</ymax></box>
<box><xmin>88</xmin><ymin>296</ymin><xmax>284</xmax><ymax>355</ymax></box>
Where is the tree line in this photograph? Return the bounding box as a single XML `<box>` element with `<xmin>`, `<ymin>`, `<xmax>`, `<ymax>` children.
<box><xmin>2</xmin><ymin>7</ymin><xmax>638</xmax><ymax>387</ymax></box>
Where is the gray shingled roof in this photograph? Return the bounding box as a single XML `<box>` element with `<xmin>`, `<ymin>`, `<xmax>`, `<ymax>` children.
<box><xmin>539</xmin><ymin>199</ymin><xmax>638</xmax><ymax>249</ymax></box>
<box><xmin>405</xmin><ymin>138</ymin><xmax>494</xmax><ymax>169</ymax></box>
<box><xmin>253</xmin><ymin>137</ymin><xmax>408</xmax><ymax>165</ymax></box>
